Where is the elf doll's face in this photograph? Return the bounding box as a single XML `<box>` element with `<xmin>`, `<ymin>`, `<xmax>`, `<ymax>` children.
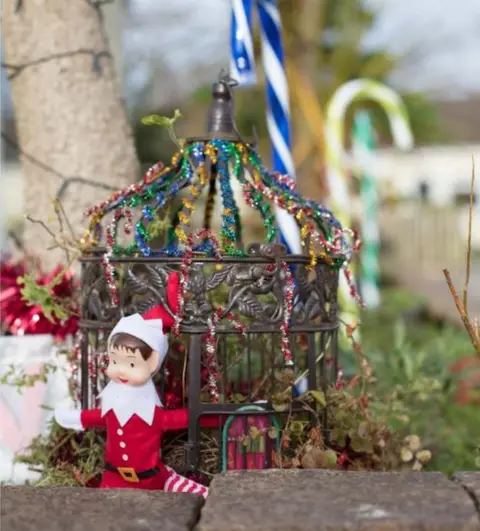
<box><xmin>106</xmin><ymin>344</ymin><xmax>159</xmax><ymax>386</ymax></box>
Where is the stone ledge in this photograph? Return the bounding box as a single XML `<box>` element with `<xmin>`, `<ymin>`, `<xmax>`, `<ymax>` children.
<box><xmin>2</xmin><ymin>472</ymin><xmax>480</xmax><ymax>531</ymax></box>
<box><xmin>454</xmin><ymin>473</ymin><xmax>480</xmax><ymax>515</ymax></box>
<box><xmin>0</xmin><ymin>486</ymin><xmax>203</xmax><ymax>531</ymax></box>
<box><xmin>198</xmin><ymin>470</ymin><xmax>480</xmax><ymax>531</ymax></box>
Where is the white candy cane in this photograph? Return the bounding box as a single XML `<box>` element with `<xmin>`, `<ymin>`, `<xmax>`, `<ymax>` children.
<box><xmin>325</xmin><ymin>79</ymin><xmax>414</xmax><ymax>332</ymax></box>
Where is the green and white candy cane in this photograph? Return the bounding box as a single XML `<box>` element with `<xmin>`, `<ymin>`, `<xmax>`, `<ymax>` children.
<box><xmin>352</xmin><ymin>111</ymin><xmax>380</xmax><ymax>308</ymax></box>
<box><xmin>325</xmin><ymin>79</ymin><xmax>414</xmax><ymax>336</ymax></box>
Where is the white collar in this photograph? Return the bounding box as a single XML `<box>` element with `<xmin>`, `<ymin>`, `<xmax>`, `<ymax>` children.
<box><xmin>99</xmin><ymin>379</ymin><xmax>162</xmax><ymax>427</ymax></box>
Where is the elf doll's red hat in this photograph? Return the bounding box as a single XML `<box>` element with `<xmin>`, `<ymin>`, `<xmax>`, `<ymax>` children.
<box><xmin>108</xmin><ymin>272</ymin><xmax>180</xmax><ymax>365</ymax></box>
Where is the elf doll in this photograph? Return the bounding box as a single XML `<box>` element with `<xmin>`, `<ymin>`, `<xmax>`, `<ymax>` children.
<box><xmin>55</xmin><ymin>272</ymin><xmax>213</xmax><ymax>497</ymax></box>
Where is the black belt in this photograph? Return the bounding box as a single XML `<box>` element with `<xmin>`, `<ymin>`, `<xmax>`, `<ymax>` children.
<box><xmin>105</xmin><ymin>463</ymin><xmax>159</xmax><ymax>483</ymax></box>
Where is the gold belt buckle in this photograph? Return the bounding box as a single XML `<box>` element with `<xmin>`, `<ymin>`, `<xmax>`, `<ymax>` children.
<box><xmin>117</xmin><ymin>467</ymin><xmax>140</xmax><ymax>483</ymax></box>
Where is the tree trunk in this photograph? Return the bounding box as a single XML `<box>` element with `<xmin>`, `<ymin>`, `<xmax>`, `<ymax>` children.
<box><xmin>2</xmin><ymin>0</ymin><xmax>139</xmax><ymax>268</ymax></box>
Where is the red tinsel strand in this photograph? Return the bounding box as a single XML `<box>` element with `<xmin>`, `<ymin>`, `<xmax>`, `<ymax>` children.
<box><xmin>280</xmin><ymin>262</ymin><xmax>294</xmax><ymax>365</ymax></box>
<box><xmin>103</xmin><ymin>225</ymin><xmax>119</xmax><ymax>306</ymax></box>
<box><xmin>173</xmin><ymin>228</ymin><xmax>223</xmax><ymax>337</ymax></box>
<box><xmin>204</xmin><ymin>315</ymin><xmax>220</xmax><ymax>403</ymax></box>
<box><xmin>272</xmin><ymin>172</ymin><xmax>296</xmax><ymax>190</ymax></box>
<box><xmin>243</xmin><ymin>180</ymin><xmax>364</xmax><ymax>304</ymax></box>
<box><xmin>173</xmin><ymin>229</ymin><xmax>224</xmax><ymax>401</ymax></box>
<box><xmin>70</xmin><ymin>330</ymin><xmax>83</xmax><ymax>404</ymax></box>
<box><xmin>342</xmin><ymin>266</ymin><xmax>365</xmax><ymax>309</ymax></box>
<box><xmin>84</xmin><ymin>160</ymin><xmax>164</xmax><ymax>218</ymax></box>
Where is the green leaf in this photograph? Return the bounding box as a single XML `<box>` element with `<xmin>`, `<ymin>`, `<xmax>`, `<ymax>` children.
<box><xmin>267</xmin><ymin>427</ymin><xmax>279</xmax><ymax>439</ymax></box>
<box><xmin>350</xmin><ymin>435</ymin><xmax>374</xmax><ymax>454</ymax></box>
<box><xmin>141</xmin><ymin>109</ymin><xmax>182</xmax><ymax>128</ymax></box>
<box><xmin>308</xmin><ymin>390</ymin><xmax>326</xmax><ymax>407</ymax></box>
<box><xmin>272</xmin><ymin>401</ymin><xmax>289</xmax><ymax>412</ymax></box>
<box><xmin>289</xmin><ymin>421</ymin><xmax>305</xmax><ymax>436</ymax></box>
<box><xmin>357</xmin><ymin>421</ymin><xmax>369</xmax><ymax>439</ymax></box>
<box><xmin>331</xmin><ymin>428</ymin><xmax>346</xmax><ymax>447</ymax></box>
<box><xmin>233</xmin><ymin>393</ymin><xmax>247</xmax><ymax>403</ymax></box>
<box><xmin>322</xmin><ymin>449</ymin><xmax>338</xmax><ymax>468</ymax></box>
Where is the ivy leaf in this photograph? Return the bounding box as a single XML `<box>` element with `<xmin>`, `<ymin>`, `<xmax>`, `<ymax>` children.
<box><xmin>267</xmin><ymin>427</ymin><xmax>279</xmax><ymax>439</ymax></box>
<box><xmin>331</xmin><ymin>428</ymin><xmax>346</xmax><ymax>447</ymax></box>
<box><xmin>357</xmin><ymin>421</ymin><xmax>369</xmax><ymax>439</ymax></box>
<box><xmin>272</xmin><ymin>401</ymin><xmax>289</xmax><ymax>412</ymax></box>
<box><xmin>322</xmin><ymin>449</ymin><xmax>338</xmax><ymax>468</ymax></box>
<box><xmin>308</xmin><ymin>390</ymin><xmax>326</xmax><ymax>407</ymax></box>
<box><xmin>289</xmin><ymin>421</ymin><xmax>305</xmax><ymax>437</ymax></box>
<box><xmin>233</xmin><ymin>393</ymin><xmax>247</xmax><ymax>404</ymax></box>
<box><xmin>350</xmin><ymin>435</ymin><xmax>374</xmax><ymax>454</ymax></box>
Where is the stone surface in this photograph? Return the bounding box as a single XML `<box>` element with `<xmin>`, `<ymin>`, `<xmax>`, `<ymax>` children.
<box><xmin>454</xmin><ymin>473</ymin><xmax>480</xmax><ymax>514</ymax></box>
<box><xmin>198</xmin><ymin>470</ymin><xmax>480</xmax><ymax>531</ymax></box>
<box><xmin>0</xmin><ymin>486</ymin><xmax>202</xmax><ymax>531</ymax></box>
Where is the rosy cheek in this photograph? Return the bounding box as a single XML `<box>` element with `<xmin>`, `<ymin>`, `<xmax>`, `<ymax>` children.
<box><xmin>106</xmin><ymin>364</ymin><xmax>119</xmax><ymax>377</ymax></box>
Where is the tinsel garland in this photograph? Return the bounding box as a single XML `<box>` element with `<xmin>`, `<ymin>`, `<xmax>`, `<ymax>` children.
<box><xmin>0</xmin><ymin>260</ymin><xmax>78</xmax><ymax>340</ymax></box>
<box><xmin>80</xmin><ymin>139</ymin><xmax>362</xmax><ymax>401</ymax></box>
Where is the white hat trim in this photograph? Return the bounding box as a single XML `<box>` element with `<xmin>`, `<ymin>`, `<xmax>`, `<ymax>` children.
<box><xmin>108</xmin><ymin>314</ymin><xmax>168</xmax><ymax>368</ymax></box>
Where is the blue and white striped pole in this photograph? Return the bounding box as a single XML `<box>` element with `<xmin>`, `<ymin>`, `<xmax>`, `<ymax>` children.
<box><xmin>230</xmin><ymin>0</ymin><xmax>301</xmax><ymax>255</ymax></box>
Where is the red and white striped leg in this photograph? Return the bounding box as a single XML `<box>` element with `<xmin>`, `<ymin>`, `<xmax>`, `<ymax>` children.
<box><xmin>164</xmin><ymin>466</ymin><xmax>209</xmax><ymax>498</ymax></box>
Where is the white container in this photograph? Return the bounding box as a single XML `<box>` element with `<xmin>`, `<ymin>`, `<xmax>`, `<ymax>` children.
<box><xmin>0</xmin><ymin>334</ymin><xmax>73</xmax><ymax>484</ymax></box>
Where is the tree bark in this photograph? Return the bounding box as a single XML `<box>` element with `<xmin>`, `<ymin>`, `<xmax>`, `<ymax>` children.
<box><xmin>2</xmin><ymin>0</ymin><xmax>139</xmax><ymax>268</ymax></box>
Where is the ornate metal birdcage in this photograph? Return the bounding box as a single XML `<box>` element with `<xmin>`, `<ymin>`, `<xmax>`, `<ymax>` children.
<box><xmin>78</xmin><ymin>73</ymin><xmax>354</xmax><ymax>474</ymax></box>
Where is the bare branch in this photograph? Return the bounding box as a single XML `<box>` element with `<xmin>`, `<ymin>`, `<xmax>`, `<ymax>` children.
<box><xmin>443</xmin><ymin>268</ymin><xmax>480</xmax><ymax>357</ymax></box>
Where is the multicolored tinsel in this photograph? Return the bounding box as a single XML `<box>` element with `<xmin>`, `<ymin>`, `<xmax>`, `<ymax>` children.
<box><xmin>82</xmin><ymin>139</ymin><xmax>360</xmax><ymax>400</ymax></box>
<box><xmin>0</xmin><ymin>260</ymin><xmax>78</xmax><ymax>341</ymax></box>
<box><xmin>84</xmin><ymin>140</ymin><xmax>355</xmax><ymax>266</ymax></box>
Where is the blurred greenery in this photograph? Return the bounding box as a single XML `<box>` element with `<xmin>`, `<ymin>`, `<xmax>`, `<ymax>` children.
<box><xmin>346</xmin><ymin>288</ymin><xmax>480</xmax><ymax>475</ymax></box>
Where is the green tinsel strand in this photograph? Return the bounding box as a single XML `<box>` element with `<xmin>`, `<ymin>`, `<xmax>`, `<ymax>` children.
<box><xmin>124</xmin><ymin>243</ymin><xmax>138</xmax><ymax>256</ymax></box>
<box><xmin>136</xmin><ymin>221</ymin><xmax>150</xmax><ymax>241</ymax></box>
<box><xmin>130</xmin><ymin>196</ymin><xmax>141</xmax><ymax>208</ymax></box>
<box><xmin>223</xmin><ymin>245</ymin><xmax>248</xmax><ymax>257</ymax></box>
<box><xmin>232</xmin><ymin>148</ymin><xmax>242</xmax><ymax>177</ymax></box>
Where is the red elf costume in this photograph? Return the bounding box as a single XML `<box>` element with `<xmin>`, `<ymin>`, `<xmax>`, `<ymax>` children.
<box><xmin>55</xmin><ymin>272</ymin><xmax>213</xmax><ymax>497</ymax></box>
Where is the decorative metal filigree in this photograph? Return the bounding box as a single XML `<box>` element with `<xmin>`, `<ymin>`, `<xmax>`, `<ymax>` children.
<box><xmin>80</xmin><ymin>244</ymin><xmax>338</xmax><ymax>330</ymax></box>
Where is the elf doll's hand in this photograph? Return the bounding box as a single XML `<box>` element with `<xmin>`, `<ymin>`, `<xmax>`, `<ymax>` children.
<box><xmin>54</xmin><ymin>408</ymin><xmax>84</xmax><ymax>431</ymax></box>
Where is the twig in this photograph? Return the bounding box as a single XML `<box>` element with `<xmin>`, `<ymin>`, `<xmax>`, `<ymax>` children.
<box><xmin>25</xmin><ymin>214</ymin><xmax>56</xmax><ymax>239</ymax></box>
<box><xmin>443</xmin><ymin>268</ymin><xmax>480</xmax><ymax>356</ymax></box>
<box><xmin>463</xmin><ymin>156</ymin><xmax>475</xmax><ymax>310</ymax></box>
<box><xmin>56</xmin><ymin>199</ymin><xmax>77</xmax><ymax>239</ymax></box>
